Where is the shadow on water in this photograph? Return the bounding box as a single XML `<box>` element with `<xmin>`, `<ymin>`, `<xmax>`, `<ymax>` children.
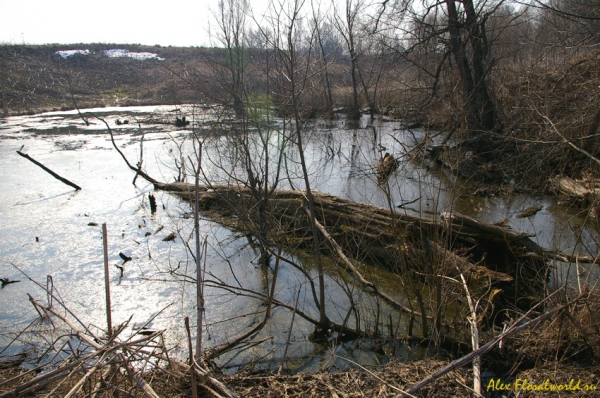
<box><xmin>14</xmin><ymin>190</ymin><xmax>79</xmax><ymax>206</ymax></box>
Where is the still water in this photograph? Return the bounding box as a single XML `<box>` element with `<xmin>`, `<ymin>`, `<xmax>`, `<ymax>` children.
<box><xmin>0</xmin><ymin>105</ymin><xmax>597</xmax><ymax>372</ymax></box>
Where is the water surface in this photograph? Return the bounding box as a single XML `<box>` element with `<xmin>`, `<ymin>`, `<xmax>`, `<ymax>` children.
<box><xmin>1</xmin><ymin>105</ymin><xmax>597</xmax><ymax>371</ymax></box>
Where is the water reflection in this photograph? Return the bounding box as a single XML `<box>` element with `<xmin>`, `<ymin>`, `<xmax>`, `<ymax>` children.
<box><xmin>0</xmin><ymin>106</ymin><xmax>598</xmax><ymax>373</ymax></box>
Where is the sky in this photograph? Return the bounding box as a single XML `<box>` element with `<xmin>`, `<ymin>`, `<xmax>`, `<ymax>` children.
<box><xmin>0</xmin><ymin>0</ymin><xmax>270</xmax><ymax>47</ymax></box>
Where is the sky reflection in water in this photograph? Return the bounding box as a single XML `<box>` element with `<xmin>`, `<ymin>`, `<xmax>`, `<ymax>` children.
<box><xmin>0</xmin><ymin>105</ymin><xmax>598</xmax><ymax>371</ymax></box>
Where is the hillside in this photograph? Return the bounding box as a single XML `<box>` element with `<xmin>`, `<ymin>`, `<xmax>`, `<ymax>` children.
<box><xmin>0</xmin><ymin>44</ymin><xmax>220</xmax><ymax>115</ymax></box>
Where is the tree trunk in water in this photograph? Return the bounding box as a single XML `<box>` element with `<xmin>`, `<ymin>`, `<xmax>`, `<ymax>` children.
<box><xmin>348</xmin><ymin>47</ymin><xmax>362</xmax><ymax>120</ymax></box>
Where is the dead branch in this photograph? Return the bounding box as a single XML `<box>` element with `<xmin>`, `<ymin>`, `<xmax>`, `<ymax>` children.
<box><xmin>542</xmin><ymin>114</ymin><xmax>600</xmax><ymax>168</ymax></box>
<box><xmin>312</xmin><ymin>213</ymin><xmax>428</xmax><ymax>318</ymax></box>
<box><xmin>0</xmin><ymin>350</ymin><xmax>99</xmax><ymax>397</ymax></box>
<box><xmin>93</xmin><ymin>115</ymin><xmax>159</xmax><ymax>185</ymax></box>
<box><xmin>16</xmin><ymin>150</ymin><xmax>81</xmax><ymax>190</ymax></box>
<box><xmin>203</xmin><ymin>317</ymin><xmax>268</xmax><ymax>362</ymax></box>
<box><xmin>405</xmin><ymin>291</ymin><xmax>587</xmax><ymax>396</ymax></box>
<box><xmin>457</xmin><ymin>270</ymin><xmax>482</xmax><ymax>397</ymax></box>
<box><xmin>193</xmin><ymin>365</ymin><xmax>239</xmax><ymax>398</ymax></box>
<box><xmin>63</xmin><ymin>350</ymin><xmax>114</xmax><ymax>398</ymax></box>
<box><xmin>23</xmin><ymin>295</ymin><xmax>161</xmax><ymax>398</ymax></box>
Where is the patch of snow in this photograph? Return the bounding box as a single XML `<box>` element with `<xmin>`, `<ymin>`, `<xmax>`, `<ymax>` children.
<box><xmin>101</xmin><ymin>49</ymin><xmax>164</xmax><ymax>61</ymax></box>
<box><xmin>55</xmin><ymin>49</ymin><xmax>91</xmax><ymax>59</ymax></box>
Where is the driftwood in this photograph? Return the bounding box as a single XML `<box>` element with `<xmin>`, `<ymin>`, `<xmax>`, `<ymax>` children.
<box><xmin>552</xmin><ymin>176</ymin><xmax>600</xmax><ymax>204</ymax></box>
<box><xmin>551</xmin><ymin>176</ymin><xmax>600</xmax><ymax>225</ymax></box>
<box><xmin>516</xmin><ymin>205</ymin><xmax>543</xmax><ymax>218</ymax></box>
<box><xmin>0</xmin><ymin>278</ymin><xmax>20</xmax><ymax>288</ymax></box>
<box><xmin>16</xmin><ymin>150</ymin><xmax>82</xmax><ymax>190</ymax></box>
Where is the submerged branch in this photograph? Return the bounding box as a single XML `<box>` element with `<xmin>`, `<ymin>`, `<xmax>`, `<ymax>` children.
<box><xmin>312</xmin><ymin>213</ymin><xmax>427</xmax><ymax>318</ymax></box>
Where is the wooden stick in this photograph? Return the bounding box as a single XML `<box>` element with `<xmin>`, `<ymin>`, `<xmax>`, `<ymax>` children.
<box><xmin>12</xmin><ymin>264</ymin><xmax>93</xmax><ymax>336</ymax></box>
<box><xmin>16</xmin><ymin>150</ymin><xmax>81</xmax><ymax>190</ymax></box>
<box><xmin>457</xmin><ymin>271</ymin><xmax>482</xmax><ymax>397</ymax></box>
<box><xmin>185</xmin><ymin>317</ymin><xmax>198</xmax><ymax>398</ymax></box>
<box><xmin>102</xmin><ymin>223</ymin><xmax>113</xmax><ymax>337</ymax></box>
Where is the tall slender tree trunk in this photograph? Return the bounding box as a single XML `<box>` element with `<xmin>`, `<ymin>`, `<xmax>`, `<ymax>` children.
<box><xmin>315</xmin><ymin>21</ymin><xmax>334</xmax><ymax>113</ymax></box>
<box><xmin>349</xmin><ymin>45</ymin><xmax>362</xmax><ymax>120</ymax></box>
<box><xmin>463</xmin><ymin>0</ymin><xmax>497</xmax><ymax>132</ymax></box>
<box><xmin>284</xmin><ymin>7</ymin><xmax>330</xmax><ymax>330</ymax></box>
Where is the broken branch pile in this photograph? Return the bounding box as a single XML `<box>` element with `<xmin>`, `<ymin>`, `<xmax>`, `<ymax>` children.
<box><xmin>0</xmin><ymin>278</ymin><xmax>233</xmax><ymax>398</ymax></box>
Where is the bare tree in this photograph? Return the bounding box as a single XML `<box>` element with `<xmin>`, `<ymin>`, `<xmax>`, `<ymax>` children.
<box><xmin>376</xmin><ymin>0</ymin><xmax>504</xmax><ymax>133</ymax></box>
<box><xmin>333</xmin><ymin>0</ymin><xmax>366</xmax><ymax>120</ymax></box>
<box><xmin>257</xmin><ymin>0</ymin><xmax>333</xmax><ymax>333</ymax></box>
<box><xmin>209</xmin><ymin>0</ymin><xmax>250</xmax><ymax>116</ymax></box>
<box><xmin>310</xmin><ymin>1</ymin><xmax>338</xmax><ymax>114</ymax></box>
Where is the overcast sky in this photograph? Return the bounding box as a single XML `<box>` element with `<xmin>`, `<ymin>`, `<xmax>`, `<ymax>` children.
<box><xmin>0</xmin><ymin>0</ymin><xmax>270</xmax><ymax>47</ymax></box>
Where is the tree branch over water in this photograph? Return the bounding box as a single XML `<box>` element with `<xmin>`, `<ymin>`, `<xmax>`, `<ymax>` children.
<box><xmin>93</xmin><ymin>115</ymin><xmax>159</xmax><ymax>186</ymax></box>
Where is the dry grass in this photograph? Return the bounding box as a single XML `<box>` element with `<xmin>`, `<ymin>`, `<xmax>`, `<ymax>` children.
<box><xmin>3</xmin><ymin>294</ymin><xmax>600</xmax><ymax>397</ymax></box>
<box><xmin>501</xmin><ymin>292</ymin><xmax>600</xmax><ymax>373</ymax></box>
<box><xmin>3</xmin><ymin>356</ymin><xmax>598</xmax><ymax>397</ymax></box>
<box><xmin>1</xmin><ymin>358</ymin><xmax>475</xmax><ymax>398</ymax></box>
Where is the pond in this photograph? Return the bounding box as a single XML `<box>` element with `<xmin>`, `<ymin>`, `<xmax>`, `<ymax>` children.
<box><xmin>0</xmin><ymin>105</ymin><xmax>598</xmax><ymax>373</ymax></box>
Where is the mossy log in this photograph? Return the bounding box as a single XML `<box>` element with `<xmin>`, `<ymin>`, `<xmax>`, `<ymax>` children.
<box><xmin>153</xmin><ymin>182</ymin><xmax>567</xmax><ymax>314</ymax></box>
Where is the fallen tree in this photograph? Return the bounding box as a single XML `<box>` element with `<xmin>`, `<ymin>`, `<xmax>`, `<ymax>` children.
<box><xmin>152</xmin><ymin>181</ymin><xmax>564</xmax><ymax>321</ymax></box>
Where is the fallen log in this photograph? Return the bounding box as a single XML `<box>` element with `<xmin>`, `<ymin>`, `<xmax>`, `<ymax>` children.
<box><xmin>312</xmin><ymin>214</ymin><xmax>425</xmax><ymax>317</ymax></box>
<box><xmin>154</xmin><ymin>182</ymin><xmax>554</xmax><ymax>259</ymax></box>
<box><xmin>16</xmin><ymin>150</ymin><xmax>81</xmax><ymax>191</ymax></box>
<box><xmin>153</xmin><ymin>182</ymin><xmax>561</xmax><ymax>318</ymax></box>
